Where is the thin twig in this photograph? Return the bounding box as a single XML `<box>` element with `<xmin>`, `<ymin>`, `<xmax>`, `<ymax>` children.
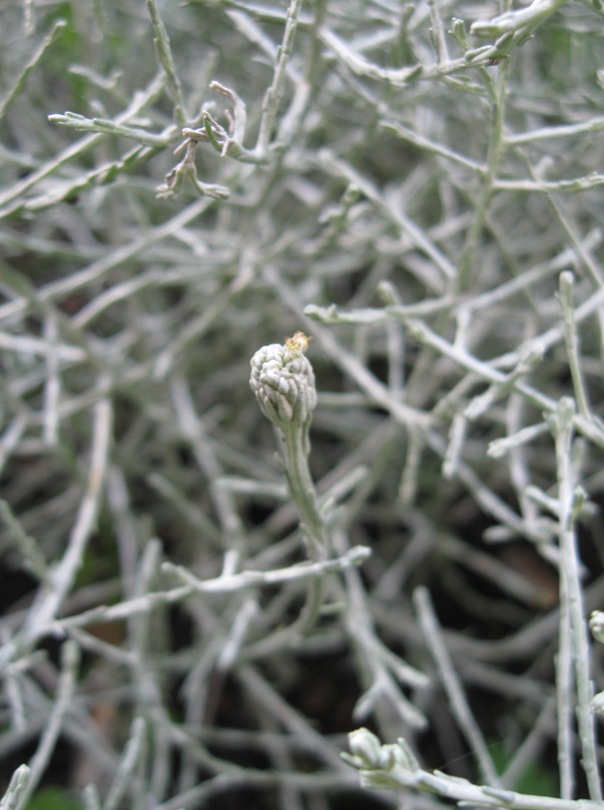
<box><xmin>0</xmin><ymin>20</ymin><xmax>66</xmax><ymax>122</ymax></box>
<box><xmin>552</xmin><ymin>399</ymin><xmax>602</xmax><ymax>800</ymax></box>
<box><xmin>14</xmin><ymin>641</ymin><xmax>80</xmax><ymax>810</ymax></box>
<box><xmin>255</xmin><ymin>0</ymin><xmax>304</xmax><ymax>156</ymax></box>
<box><xmin>413</xmin><ymin>587</ymin><xmax>500</xmax><ymax>786</ymax></box>
<box><xmin>144</xmin><ymin>0</ymin><xmax>187</xmax><ymax>129</ymax></box>
<box><xmin>0</xmin><ymin>396</ymin><xmax>112</xmax><ymax>670</ymax></box>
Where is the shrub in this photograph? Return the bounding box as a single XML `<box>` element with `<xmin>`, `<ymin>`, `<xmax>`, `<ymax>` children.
<box><xmin>1</xmin><ymin>0</ymin><xmax>604</xmax><ymax>808</ymax></box>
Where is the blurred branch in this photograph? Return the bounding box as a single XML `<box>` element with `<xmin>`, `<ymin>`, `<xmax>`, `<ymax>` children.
<box><xmin>13</xmin><ymin>642</ymin><xmax>80</xmax><ymax>810</ymax></box>
<box><xmin>414</xmin><ymin>587</ymin><xmax>500</xmax><ymax>786</ymax></box>
<box><xmin>343</xmin><ymin>727</ymin><xmax>598</xmax><ymax>809</ymax></box>
<box><xmin>471</xmin><ymin>0</ymin><xmax>569</xmax><ymax>38</ymax></box>
<box><xmin>145</xmin><ymin>0</ymin><xmax>188</xmax><ymax>128</ymax></box>
<box><xmin>0</xmin><ymin>19</ymin><xmax>66</xmax><ymax>122</ymax></box>
<box><xmin>255</xmin><ymin>0</ymin><xmax>303</xmax><ymax>157</ymax></box>
<box><xmin>3</xmin><ymin>72</ymin><xmax>165</xmax><ymax>216</ymax></box>
<box><xmin>0</xmin><ymin>766</ymin><xmax>30</xmax><ymax>810</ymax></box>
<box><xmin>0</xmin><ymin>397</ymin><xmax>112</xmax><ymax>671</ymax></box>
<box><xmin>551</xmin><ymin>399</ymin><xmax>602</xmax><ymax>800</ymax></box>
<box><xmin>48</xmin><ymin>112</ymin><xmax>172</xmax><ymax>146</ymax></box>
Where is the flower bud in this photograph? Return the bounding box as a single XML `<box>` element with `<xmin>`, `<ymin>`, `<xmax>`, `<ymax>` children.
<box><xmin>590</xmin><ymin>610</ymin><xmax>604</xmax><ymax>645</ymax></box>
<box><xmin>250</xmin><ymin>333</ymin><xmax>317</xmax><ymax>429</ymax></box>
<box><xmin>591</xmin><ymin>691</ymin><xmax>604</xmax><ymax>715</ymax></box>
<box><xmin>348</xmin><ymin>728</ymin><xmax>390</xmax><ymax>769</ymax></box>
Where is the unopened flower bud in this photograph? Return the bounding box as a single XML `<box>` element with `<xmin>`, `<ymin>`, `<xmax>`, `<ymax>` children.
<box><xmin>348</xmin><ymin>728</ymin><xmax>388</xmax><ymax>769</ymax></box>
<box><xmin>250</xmin><ymin>333</ymin><xmax>317</xmax><ymax>428</ymax></box>
<box><xmin>591</xmin><ymin>691</ymin><xmax>604</xmax><ymax>715</ymax></box>
<box><xmin>590</xmin><ymin>611</ymin><xmax>604</xmax><ymax>645</ymax></box>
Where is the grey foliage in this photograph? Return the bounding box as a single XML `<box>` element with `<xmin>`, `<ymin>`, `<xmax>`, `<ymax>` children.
<box><xmin>1</xmin><ymin>0</ymin><xmax>604</xmax><ymax>808</ymax></box>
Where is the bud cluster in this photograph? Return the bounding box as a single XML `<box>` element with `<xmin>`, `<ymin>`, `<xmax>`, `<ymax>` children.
<box><xmin>250</xmin><ymin>333</ymin><xmax>317</xmax><ymax>429</ymax></box>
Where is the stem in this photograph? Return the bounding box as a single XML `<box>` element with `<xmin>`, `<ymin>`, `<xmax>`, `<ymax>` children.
<box><xmin>279</xmin><ymin>421</ymin><xmax>330</xmax><ymax>634</ymax></box>
<box><xmin>0</xmin><ymin>396</ymin><xmax>112</xmax><ymax>671</ymax></box>
<box><xmin>347</xmin><ymin>729</ymin><xmax>603</xmax><ymax>810</ymax></box>
<box><xmin>414</xmin><ymin>587</ymin><xmax>500</xmax><ymax>786</ymax></box>
<box><xmin>14</xmin><ymin>642</ymin><xmax>80</xmax><ymax>810</ymax></box>
<box><xmin>255</xmin><ymin>0</ymin><xmax>304</xmax><ymax>156</ymax></box>
<box><xmin>556</xmin><ymin>570</ymin><xmax>574</xmax><ymax>799</ymax></box>
<box><xmin>554</xmin><ymin>398</ymin><xmax>602</xmax><ymax>800</ymax></box>
<box><xmin>559</xmin><ymin>272</ymin><xmax>591</xmax><ymax>422</ymax></box>
<box><xmin>145</xmin><ymin>0</ymin><xmax>187</xmax><ymax>129</ymax></box>
<box><xmin>0</xmin><ymin>20</ymin><xmax>66</xmax><ymax>122</ymax></box>
<box><xmin>456</xmin><ymin>60</ymin><xmax>509</xmax><ymax>292</ymax></box>
<box><xmin>280</xmin><ymin>422</ymin><xmax>328</xmax><ymax>561</ymax></box>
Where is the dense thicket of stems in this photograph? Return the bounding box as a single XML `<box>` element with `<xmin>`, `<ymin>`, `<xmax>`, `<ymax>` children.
<box><xmin>1</xmin><ymin>0</ymin><xmax>604</xmax><ymax>808</ymax></box>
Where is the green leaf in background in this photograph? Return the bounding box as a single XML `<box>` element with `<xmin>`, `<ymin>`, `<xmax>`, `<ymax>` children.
<box><xmin>24</xmin><ymin>787</ymin><xmax>84</xmax><ymax>810</ymax></box>
<box><xmin>489</xmin><ymin>741</ymin><xmax>559</xmax><ymax>798</ymax></box>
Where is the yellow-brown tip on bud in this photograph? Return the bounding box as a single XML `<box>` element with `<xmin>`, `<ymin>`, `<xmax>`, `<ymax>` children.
<box><xmin>284</xmin><ymin>332</ymin><xmax>311</xmax><ymax>353</ymax></box>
